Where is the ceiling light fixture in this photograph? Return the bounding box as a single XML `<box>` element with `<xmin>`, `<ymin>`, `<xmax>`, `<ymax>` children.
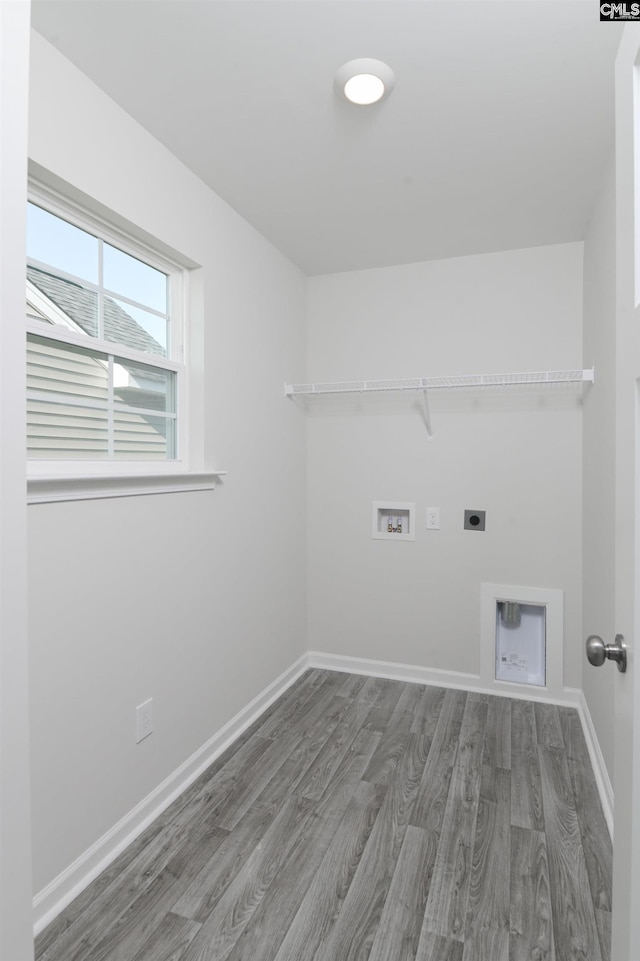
<box><xmin>335</xmin><ymin>58</ymin><xmax>395</xmax><ymax>106</ymax></box>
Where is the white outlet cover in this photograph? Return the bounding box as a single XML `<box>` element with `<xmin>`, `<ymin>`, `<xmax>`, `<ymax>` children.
<box><xmin>426</xmin><ymin>507</ymin><xmax>440</xmax><ymax>530</ymax></box>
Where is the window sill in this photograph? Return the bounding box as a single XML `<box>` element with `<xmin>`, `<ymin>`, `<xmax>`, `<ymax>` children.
<box><xmin>27</xmin><ymin>471</ymin><xmax>226</xmax><ymax>505</ymax></box>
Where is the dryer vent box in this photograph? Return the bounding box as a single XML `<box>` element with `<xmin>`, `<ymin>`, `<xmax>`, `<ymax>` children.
<box><xmin>464</xmin><ymin>509</ymin><xmax>486</xmax><ymax>531</ymax></box>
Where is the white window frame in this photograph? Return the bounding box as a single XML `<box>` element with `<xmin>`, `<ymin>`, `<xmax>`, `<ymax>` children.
<box><xmin>26</xmin><ymin>181</ymin><xmax>223</xmax><ymax>503</ymax></box>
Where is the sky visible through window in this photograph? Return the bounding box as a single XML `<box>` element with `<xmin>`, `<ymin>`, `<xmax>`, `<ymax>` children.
<box><xmin>26</xmin><ymin>203</ymin><xmax>168</xmax><ymax>349</ymax></box>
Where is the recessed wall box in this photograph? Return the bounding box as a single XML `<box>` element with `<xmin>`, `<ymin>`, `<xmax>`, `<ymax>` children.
<box><xmin>372</xmin><ymin>502</ymin><xmax>415</xmax><ymax>541</ymax></box>
<box><xmin>495</xmin><ymin>602</ymin><xmax>546</xmax><ymax>686</ymax></box>
<box><xmin>464</xmin><ymin>509</ymin><xmax>486</xmax><ymax>531</ymax></box>
<box><xmin>480</xmin><ymin>583</ymin><xmax>564</xmax><ymax>699</ymax></box>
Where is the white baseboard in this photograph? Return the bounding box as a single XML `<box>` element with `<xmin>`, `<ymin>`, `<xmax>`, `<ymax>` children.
<box><xmin>574</xmin><ymin>689</ymin><xmax>614</xmax><ymax>840</ymax></box>
<box><xmin>32</xmin><ymin>653</ymin><xmax>310</xmax><ymax>935</ymax></box>
<box><xmin>308</xmin><ymin>649</ymin><xmax>479</xmax><ymax>691</ymax></box>
<box><xmin>34</xmin><ymin>648</ymin><xmax>613</xmax><ymax>935</ymax></box>
<box><xmin>307</xmin><ymin>650</ymin><xmax>582</xmax><ymax>708</ymax></box>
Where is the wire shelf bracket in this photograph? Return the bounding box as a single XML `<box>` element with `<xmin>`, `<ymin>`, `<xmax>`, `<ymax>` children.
<box><xmin>284</xmin><ymin>367</ymin><xmax>594</xmax><ymax>438</ymax></box>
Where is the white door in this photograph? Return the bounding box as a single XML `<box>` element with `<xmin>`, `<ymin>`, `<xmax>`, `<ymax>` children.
<box><xmin>611</xmin><ymin>26</ymin><xmax>640</xmax><ymax>961</ymax></box>
<box><xmin>0</xmin><ymin>3</ymin><xmax>34</xmax><ymax>960</ymax></box>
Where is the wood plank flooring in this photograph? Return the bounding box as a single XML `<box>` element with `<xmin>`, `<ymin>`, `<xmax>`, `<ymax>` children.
<box><xmin>35</xmin><ymin>670</ymin><xmax>612</xmax><ymax>961</ymax></box>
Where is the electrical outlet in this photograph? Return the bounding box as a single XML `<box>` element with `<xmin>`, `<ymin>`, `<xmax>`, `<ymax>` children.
<box><xmin>426</xmin><ymin>507</ymin><xmax>440</xmax><ymax>530</ymax></box>
<box><xmin>136</xmin><ymin>698</ymin><xmax>153</xmax><ymax>743</ymax></box>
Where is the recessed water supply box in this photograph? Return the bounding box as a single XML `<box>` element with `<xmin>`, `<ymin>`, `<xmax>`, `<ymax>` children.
<box><xmin>495</xmin><ymin>601</ymin><xmax>545</xmax><ymax>686</ymax></box>
<box><xmin>480</xmin><ymin>584</ymin><xmax>564</xmax><ymax>698</ymax></box>
<box><xmin>372</xmin><ymin>502</ymin><xmax>415</xmax><ymax>541</ymax></box>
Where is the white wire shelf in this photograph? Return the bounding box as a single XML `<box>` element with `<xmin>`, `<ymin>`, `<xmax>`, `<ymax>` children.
<box><xmin>284</xmin><ymin>368</ymin><xmax>594</xmax><ymax>438</ymax></box>
<box><xmin>285</xmin><ymin>368</ymin><xmax>594</xmax><ymax>396</ymax></box>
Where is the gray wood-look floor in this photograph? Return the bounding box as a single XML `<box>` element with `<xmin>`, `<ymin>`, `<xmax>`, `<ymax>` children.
<box><xmin>35</xmin><ymin>670</ymin><xmax>612</xmax><ymax>961</ymax></box>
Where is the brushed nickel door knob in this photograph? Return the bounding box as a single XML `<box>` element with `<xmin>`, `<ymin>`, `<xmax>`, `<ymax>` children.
<box><xmin>586</xmin><ymin>634</ymin><xmax>627</xmax><ymax>673</ymax></box>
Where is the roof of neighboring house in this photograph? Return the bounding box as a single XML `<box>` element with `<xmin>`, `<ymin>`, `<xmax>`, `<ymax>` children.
<box><xmin>27</xmin><ymin>265</ymin><xmax>164</xmax><ymax>358</ymax></box>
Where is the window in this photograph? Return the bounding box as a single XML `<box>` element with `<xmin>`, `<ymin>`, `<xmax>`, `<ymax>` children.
<box><xmin>26</xmin><ymin>186</ymin><xmax>185</xmax><ymax>470</ymax></box>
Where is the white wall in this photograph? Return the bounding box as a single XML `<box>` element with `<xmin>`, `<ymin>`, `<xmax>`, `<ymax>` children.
<box><xmin>0</xmin><ymin>4</ymin><xmax>34</xmax><ymax>958</ymax></box>
<box><xmin>582</xmin><ymin>151</ymin><xmax>616</xmax><ymax>785</ymax></box>
<box><xmin>307</xmin><ymin>245</ymin><xmax>584</xmax><ymax>688</ymax></box>
<box><xmin>28</xmin><ymin>32</ymin><xmax>307</xmax><ymax>895</ymax></box>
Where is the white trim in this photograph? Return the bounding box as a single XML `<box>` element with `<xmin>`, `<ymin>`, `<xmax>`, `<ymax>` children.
<box><xmin>308</xmin><ymin>649</ymin><xmax>478</xmax><ymax>692</ymax></box>
<box><xmin>575</xmin><ymin>688</ymin><xmax>614</xmax><ymax>840</ymax></box>
<box><xmin>306</xmin><ymin>649</ymin><xmax>581</xmax><ymax>707</ymax></box>
<box><xmin>32</xmin><ymin>653</ymin><xmax>310</xmax><ymax>934</ymax></box>
<box><xmin>27</xmin><ymin>471</ymin><xmax>227</xmax><ymax>504</ymax></box>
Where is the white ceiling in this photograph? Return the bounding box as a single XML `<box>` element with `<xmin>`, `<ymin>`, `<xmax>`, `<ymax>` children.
<box><xmin>31</xmin><ymin>1</ymin><xmax>622</xmax><ymax>276</ymax></box>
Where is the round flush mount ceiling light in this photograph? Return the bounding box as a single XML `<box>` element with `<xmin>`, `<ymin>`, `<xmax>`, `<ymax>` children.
<box><xmin>335</xmin><ymin>58</ymin><xmax>395</xmax><ymax>105</ymax></box>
